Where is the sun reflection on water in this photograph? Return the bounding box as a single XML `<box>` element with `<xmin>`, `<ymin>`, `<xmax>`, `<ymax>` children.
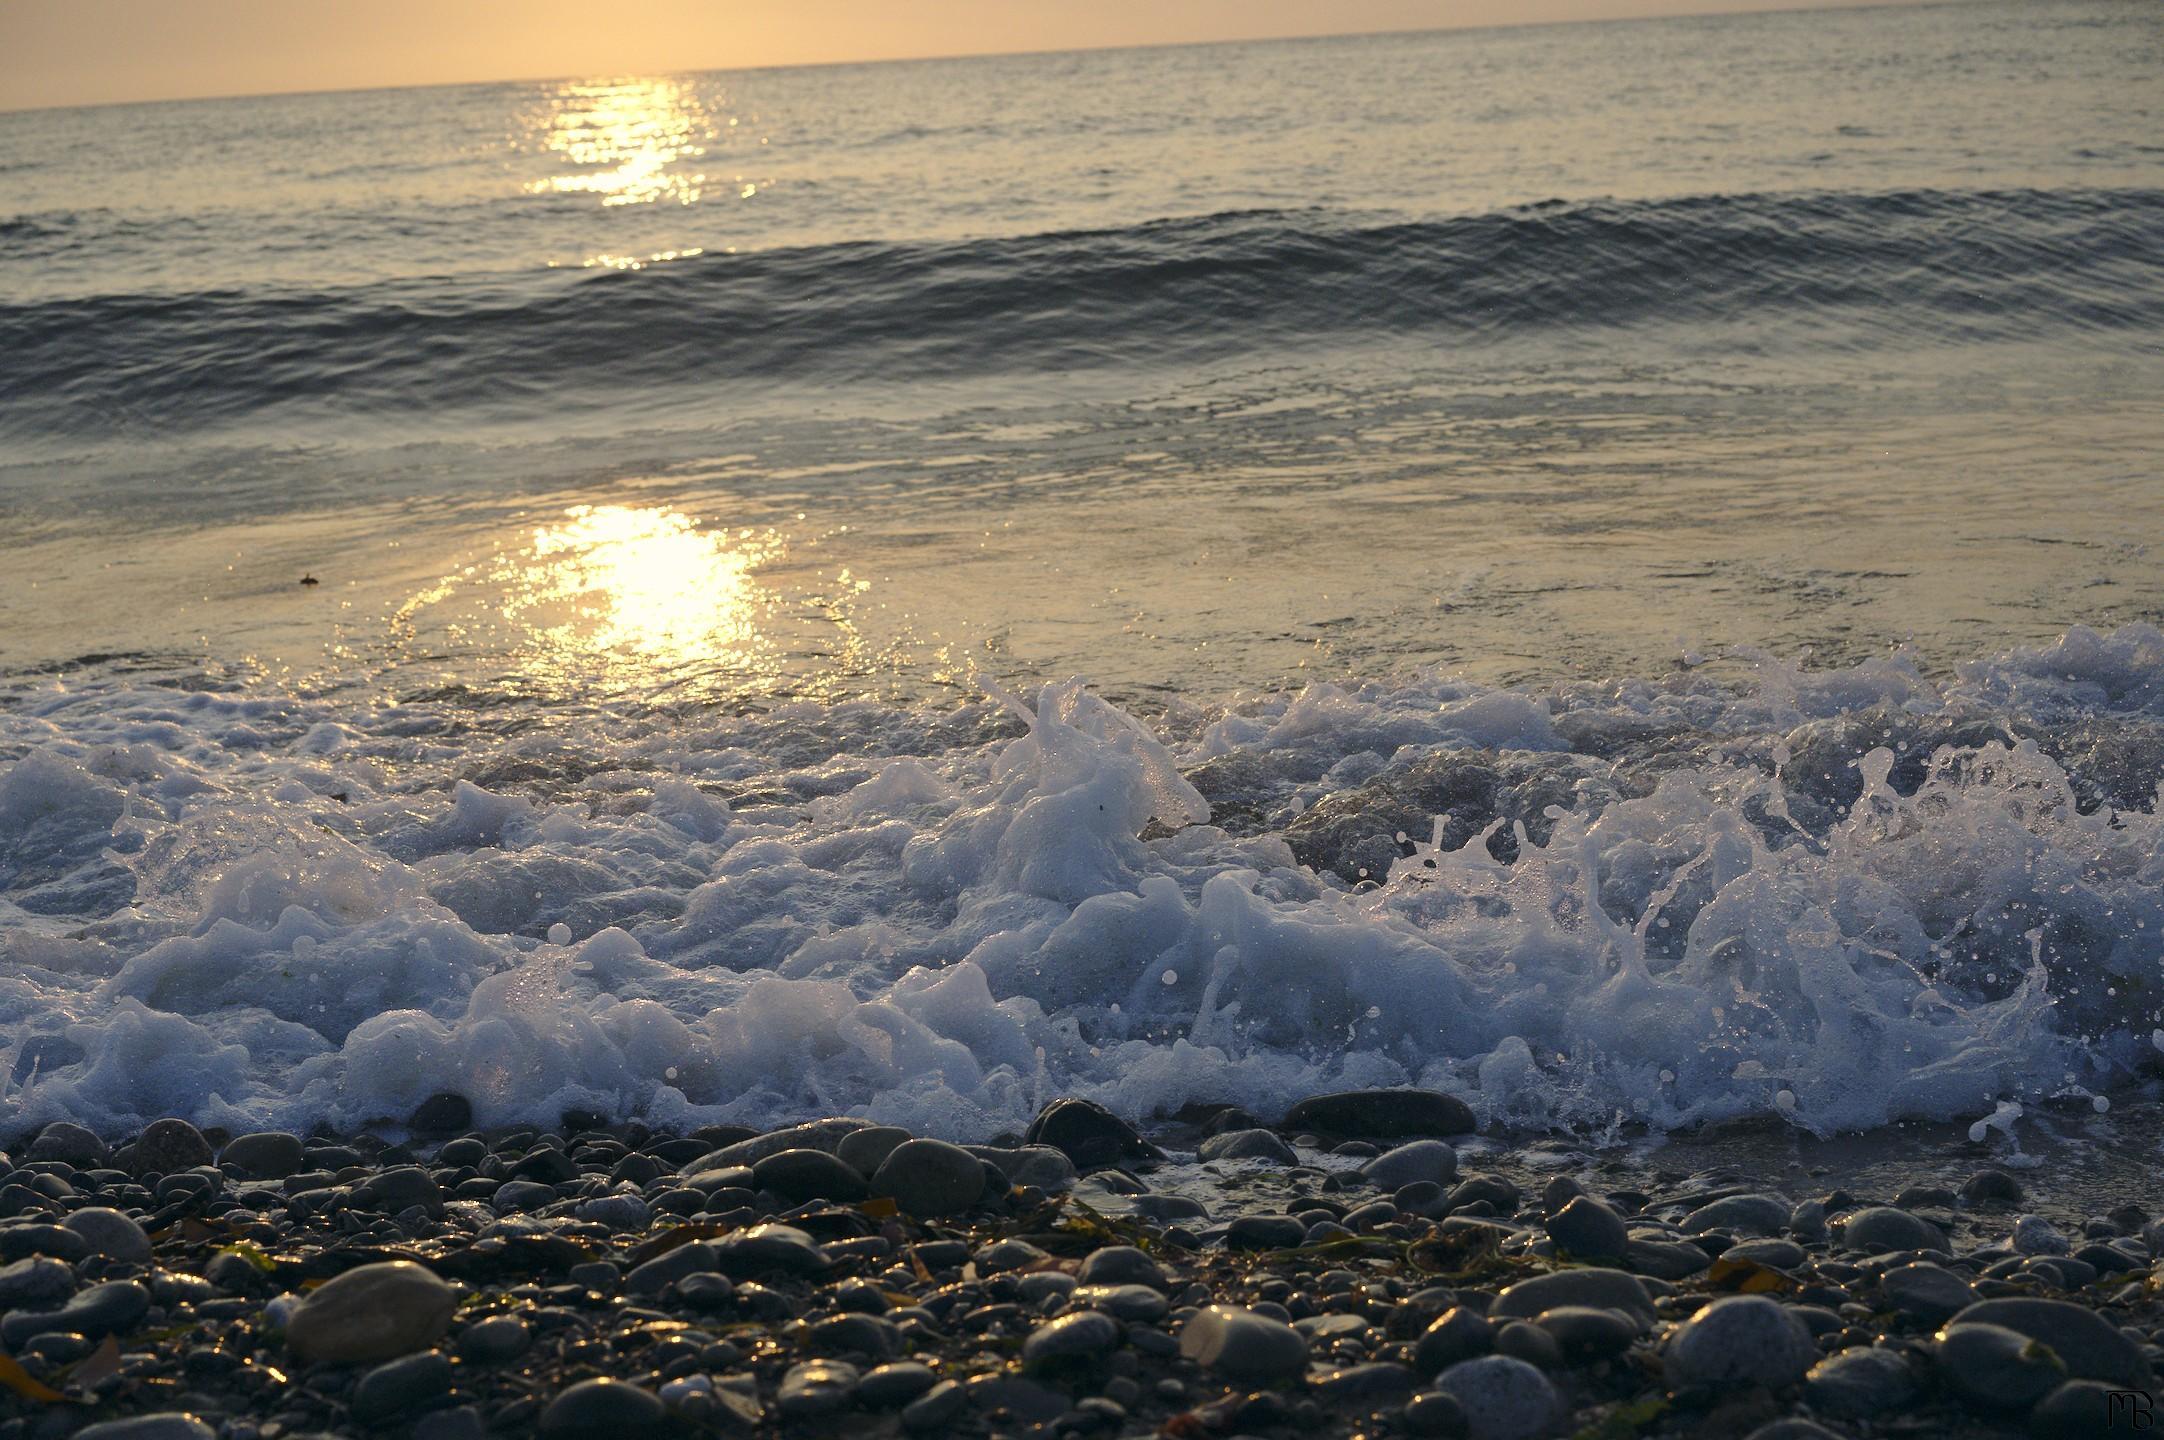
<box><xmin>526</xmin><ymin>78</ymin><xmax>712</xmax><ymax>206</ymax></box>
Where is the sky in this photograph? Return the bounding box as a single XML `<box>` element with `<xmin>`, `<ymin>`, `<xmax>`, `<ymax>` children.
<box><xmin>1</xmin><ymin>0</ymin><xmax>1929</xmax><ymax>112</ymax></box>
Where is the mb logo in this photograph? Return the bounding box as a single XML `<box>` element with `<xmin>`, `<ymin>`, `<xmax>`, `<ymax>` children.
<box><xmin>2112</xmin><ymin>1391</ymin><xmax>2156</xmax><ymax>1430</ymax></box>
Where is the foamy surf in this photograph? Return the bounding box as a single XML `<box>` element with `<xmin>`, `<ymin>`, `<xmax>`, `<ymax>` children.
<box><xmin>2</xmin><ymin>624</ymin><xmax>2160</xmax><ymax>1144</ymax></box>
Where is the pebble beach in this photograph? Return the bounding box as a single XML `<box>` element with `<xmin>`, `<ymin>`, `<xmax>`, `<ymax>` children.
<box><xmin>0</xmin><ymin>1089</ymin><xmax>2148</xmax><ymax>1440</ymax></box>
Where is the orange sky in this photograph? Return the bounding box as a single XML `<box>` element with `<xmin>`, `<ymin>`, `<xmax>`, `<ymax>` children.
<box><xmin>2</xmin><ymin>0</ymin><xmax>1930</xmax><ymax>112</ymax></box>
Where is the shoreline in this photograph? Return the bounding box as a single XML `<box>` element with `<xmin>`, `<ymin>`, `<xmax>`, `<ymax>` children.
<box><xmin>0</xmin><ymin>1089</ymin><xmax>2151</xmax><ymax>1439</ymax></box>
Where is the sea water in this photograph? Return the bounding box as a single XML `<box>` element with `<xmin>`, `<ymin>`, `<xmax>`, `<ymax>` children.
<box><xmin>2</xmin><ymin>1</ymin><xmax>2162</xmax><ymax>1142</ymax></box>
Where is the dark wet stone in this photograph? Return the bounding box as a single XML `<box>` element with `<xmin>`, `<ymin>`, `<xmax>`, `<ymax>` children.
<box><xmin>456</xmin><ymin>1314</ymin><xmax>531</xmax><ymax>1364</ymax></box>
<box><xmin>1362</xmin><ymin>1140</ymin><xmax>1458</xmax><ymax>1189</ymax></box>
<box><xmin>283</xmin><ymin>1261</ymin><xmax>456</xmax><ymax>1365</ymax></box>
<box><xmin>1402</xmin><ymin>1390</ymin><xmax>1470</xmax><ymax>1439</ymax></box>
<box><xmin>1313</xmin><ymin>1362</ymin><xmax>1417</xmax><ymax>1404</ymax></box>
<box><xmin>625</xmin><ymin>1240</ymin><xmax>717</xmax><ymax>1295</ymax></box>
<box><xmin>1531</xmin><ymin>1306</ymin><xmax>1636</xmax><ymax>1362</ymax></box>
<box><xmin>352</xmin><ymin>1350</ymin><xmax>453</xmax><ymax>1422</ymax></box>
<box><xmin>220</xmin><ymin>1131</ymin><xmax>305</xmax><ymax>1179</ymax></box>
<box><xmin>901</xmin><ymin>1378</ymin><xmax>965</xmax><ymax>1430</ymax></box>
<box><xmin>1415</xmin><ymin>1308</ymin><xmax>1495</xmax><ymax>1373</ymax></box>
<box><xmin>856</xmin><ymin>1361</ymin><xmax>939</xmax><ymax>1407</ymax></box>
<box><xmin>1492</xmin><ymin>1269</ymin><xmax>1654</xmax><ymax>1327</ymax></box>
<box><xmin>778</xmin><ymin>1360</ymin><xmax>861</xmax><ymax>1418</ymax></box>
<box><xmin>1198</xmin><ymin>1128</ymin><xmax>1298</xmax><ymax>1164</ymax></box>
<box><xmin>871</xmin><ymin>1138</ymin><xmax>985</xmax><ymax>1217</ymax></box>
<box><xmin>1071</xmin><ymin>1283</ymin><xmax>1168</xmax><ymax>1321</ymax></box>
<box><xmin>1</xmin><ymin>1278</ymin><xmax>149</xmax><ymax>1344</ymax></box>
<box><xmin>1076</xmin><ymin>1244</ymin><xmax>1167</xmax><ymax>1290</ymax></box>
<box><xmin>1022</xmin><ymin>1099</ymin><xmax>1161</xmax><ymax>1170</ymax></box>
<box><xmin>134</xmin><ymin>1118</ymin><xmax>212</xmax><ymax>1175</ymax></box>
<box><xmin>713</xmin><ymin>1223</ymin><xmax>831</xmax><ymax>1277</ymax></box>
<box><xmin>1950</xmin><ymin>1297</ymin><xmax>2150</xmax><ymax>1385</ymax></box>
<box><xmin>27</xmin><ymin>1121</ymin><xmax>107</xmax><ymax>1168</ymax></box>
<box><xmin>73</xmin><ymin>1418</ymin><xmax>216</xmax><ymax>1440</ymax></box>
<box><xmin>1680</xmin><ymin>1194</ymin><xmax>1791</xmax><ymax>1236</ymax></box>
<box><xmin>1933</xmin><ymin>1322</ymin><xmax>2067</xmax><ymax>1410</ymax></box>
<box><xmin>62</xmin><ymin>1206</ymin><xmax>150</xmax><ymax>1263</ymax></box>
<box><xmin>354</xmin><ymin>1165</ymin><xmax>444</xmax><ymax>1215</ymax></box>
<box><xmin>1544</xmin><ymin>1196</ymin><xmax>1628</xmax><ymax>1260</ymax></box>
<box><xmin>1023</xmin><ymin>1309</ymin><xmax>1120</xmax><ymax>1369</ymax></box>
<box><xmin>1880</xmin><ymin>1262</ymin><xmax>1977</xmax><ymax>1322</ymax></box>
<box><xmin>538</xmin><ymin>1378</ymin><xmax>668</xmax><ymax>1437</ymax></box>
<box><xmin>1960</xmin><ymin>1167</ymin><xmax>2024</xmax><ymax>1206</ymax></box>
<box><xmin>0</xmin><ymin>1225</ymin><xmax>89</xmax><ymax>1263</ymax></box>
<box><xmin>806</xmin><ymin>1313</ymin><xmax>902</xmax><ymax>1360</ymax></box>
<box><xmin>1838</xmin><ymin>1205</ymin><xmax>1945</xmax><ymax>1253</ymax></box>
<box><xmin>1662</xmin><ymin>1296</ymin><xmax>1815</xmax><ymax>1390</ymax></box>
<box><xmin>1282</xmin><ymin>1089</ymin><xmax>1476</xmax><ymax>1138</ymax></box>
<box><xmin>1225</xmin><ymin>1214</ymin><xmax>1308</xmax><ymax>1250</ymax></box>
<box><xmin>836</xmin><ymin>1126</ymin><xmax>913</xmax><ymax>1178</ymax></box>
<box><xmin>0</xmin><ymin>1256</ymin><xmax>74</xmax><ymax>1309</ymax></box>
<box><xmin>1625</xmin><ymin>1237</ymin><xmax>1712</xmax><ymax>1279</ymax></box>
<box><xmin>1804</xmin><ymin>1346</ymin><xmax>1919</xmax><ymax>1418</ymax></box>
<box><xmin>753</xmin><ymin>1148</ymin><xmax>868</xmax><ymax>1202</ymax></box>
<box><xmin>409</xmin><ymin>1093</ymin><xmax>474</xmax><ymax>1135</ymax></box>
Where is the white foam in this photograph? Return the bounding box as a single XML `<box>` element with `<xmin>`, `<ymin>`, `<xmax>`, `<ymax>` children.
<box><xmin>3</xmin><ymin>627</ymin><xmax>2162</xmax><ymax>1139</ymax></box>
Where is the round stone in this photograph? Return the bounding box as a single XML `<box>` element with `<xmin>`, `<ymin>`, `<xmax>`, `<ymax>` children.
<box><xmin>1837</xmin><ymin>1206</ymin><xmax>1945</xmax><ymax>1254</ymax></box>
<box><xmin>284</xmin><ymin>1260</ymin><xmax>457</xmax><ymax>1365</ymax></box>
<box><xmin>1179</xmin><ymin>1304</ymin><xmax>1309</xmax><ymax>1382</ymax></box>
<box><xmin>2012</xmin><ymin>1214</ymin><xmax>2072</xmax><ymax>1256</ymax></box>
<box><xmin>1544</xmin><ymin>1196</ymin><xmax>1629</xmax><ymax>1260</ymax></box>
<box><xmin>1932</xmin><ymin>1322</ymin><xmax>2066</xmax><ymax>1410</ymax></box>
<box><xmin>1804</xmin><ymin>1346</ymin><xmax>1920</xmax><ymax>1418</ymax></box>
<box><xmin>1959</xmin><ymin>1168</ymin><xmax>2023</xmax><ymax>1206</ymax></box>
<box><xmin>1680</xmin><ymin>1194</ymin><xmax>1791</xmax><ymax>1236</ymax></box>
<box><xmin>352</xmin><ymin>1351</ymin><xmax>453</xmax><ymax>1422</ymax></box>
<box><xmin>1077</xmin><ymin>1245</ymin><xmax>1168</xmax><ymax>1289</ymax></box>
<box><xmin>1071</xmin><ymin>1283</ymin><xmax>1169</xmax><ymax>1321</ymax></box>
<box><xmin>871</xmin><ymin>1139</ymin><xmax>985</xmax><ymax>1217</ymax></box>
<box><xmin>1023</xmin><ymin>1310</ymin><xmax>1121</xmax><ymax>1369</ymax></box>
<box><xmin>1402</xmin><ymin>1390</ymin><xmax>1470</xmax><ymax>1439</ymax></box>
<box><xmin>457</xmin><ymin>1314</ymin><xmax>531</xmax><ymax>1364</ymax></box>
<box><xmin>1878</xmin><ymin>1262</ymin><xmax>1976</xmax><ymax>1323</ymax></box>
<box><xmin>835</xmin><ymin>1126</ymin><xmax>914</xmax><ymax>1178</ymax></box>
<box><xmin>752</xmin><ymin>1148</ymin><xmax>868</xmax><ymax>1202</ymax></box>
<box><xmin>777</xmin><ymin>1360</ymin><xmax>861</xmax><ymax>1419</ymax></box>
<box><xmin>133</xmin><ymin>1119</ymin><xmax>212</xmax><ymax>1175</ymax></box>
<box><xmin>1433</xmin><ymin>1355</ymin><xmax>1562</xmax><ymax>1440</ymax></box>
<box><xmin>1198</xmin><ymin>1128</ymin><xmax>1299</xmax><ymax>1164</ymax></box>
<box><xmin>1491</xmin><ymin>1269</ymin><xmax>1654</xmax><ymax>1327</ymax></box>
<box><xmin>2032</xmin><ymin>1379</ymin><xmax>2128</xmax><ymax>1439</ymax></box>
<box><xmin>29</xmin><ymin>1121</ymin><xmax>108</xmax><ymax>1168</ymax></box>
<box><xmin>1415</xmin><ymin>1307</ymin><xmax>1495</xmax><ymax>1374</ymax></box>
<box><xmin>220</xmin><ymin>1131</ymin><xmax>306</xmax><ymax>1179</ymax></box>
<box><xmin>1532</xmin><ymin>1306</ymin><xmax>1637</xmax><ymax>1361</ymax></box>
<box><xmin>1948</xmin><ymin>1297</ymin><xmax>2150</xmax><ymax>1385</ymax></box>
<box><xmin>63</xmin><ymin>1207</ymin><xmax>152</xmax><ymax>1263</ymax></box>
<box><xmin>1662</xmin><ymin>1296</ymin><xmax>1815</xmax><ymax>1391</ymax></box>
<box><xmin>539</xmin><ymin>1378</ymin><xmax>668</xmax><ymax>1437</ymax></box>
<box><xmin>856</xmin><ymin>1361</ymin><xmax>938</xmax><ymax>1407</ymax></box>
<box><xmin>1362</xmin><ymin>1140</ymin><xmax>1459</xmax><ymax>1190</ymax></box>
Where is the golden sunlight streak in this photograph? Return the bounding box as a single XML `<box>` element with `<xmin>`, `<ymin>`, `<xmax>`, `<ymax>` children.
<box><xmin>526</xmin><ymin>78</ymin><xmax>712</xmax><ymax>206</ymax></box>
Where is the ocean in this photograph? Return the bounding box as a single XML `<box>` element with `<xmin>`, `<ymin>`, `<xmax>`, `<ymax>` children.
<box><xmin>1</xmin><ymin>0</ymin><xmax>2162</xmax><ymax>1144</ymax></box>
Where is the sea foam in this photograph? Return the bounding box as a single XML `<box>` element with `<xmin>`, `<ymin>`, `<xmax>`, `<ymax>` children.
<box><xmin>3</xmin><ymin>625</ymin><xmax>2163</xmax><ymax>1141</ymax></box>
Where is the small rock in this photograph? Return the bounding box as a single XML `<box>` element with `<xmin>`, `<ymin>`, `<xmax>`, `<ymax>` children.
<box><xmin>1023</xmin><ymin>1098</ymin><xmax>1161</xmax><ymax>1169</ymax></box>
<box><xmin>806</xmin><ymin>1313</ymin><xmax>902</xmax><ymax>1359</ymax></box>
<box><xmin>625</xmin><ymin>1240</ymin><xmax>717</xmax><ymax>1295</ymax></box>
<box><xmin>1960</xmin><ymin>1168</ymin><xmax>2023</xmax><ymax>1206</ymax></box>
<box><xmin>1949</xmin><ymin>1297</ymin><xmax>2150</xmax><ymax>1385</ymax></box>
<box><xmin>712</xmin><ymin>1223</ymin><xmax>831</xmax><ymax>1277</ymax></box>
<box><xmin>1023</xmin><ymin>1310</ymin><xmax>1121</xmax><ymax>1369</ymax></box>
<box><xmin>1415</xmin><ymin>1308</ymin><xmax>1494</xmax><ymax>1373</ymax></box>
<box><xmin>1313</xmin><ymin>1362</ymin><xmax>1417</xmax><ymax>1404</ymax></box>
<box><xmin>753</xmin><ymin>1148</ymin><xmax>868</xmax><ymax>1202</ymax></box>
<box><xmin>1179</xmin><ymin>1304</ymin><xmax>1309</xmax><ymax>1382</ymax></box>
<box><xmin>1680</xmin><ymin>1194</ymin><xmax>1791</xmax><ymax>1236</ymax></box>
<box><xmin>1662</xmin><ymin>1296</ymin><xmax>1815</xmax><ymax>1390</ymax></box>
<box><xmin>62</xmin><ymin>1207</ymin><xmax>151</xmax><ymax>1263</ymax></box>
<box><xmin>2031</xmin><ymin>1379</ymin><xmax>2130</xmax><ymax>1439</ymax></box>
<box><xmin>1362</xmin><ymin>1140</ymin><xmax>1458</xmax><ymax>1189</ymax></box>
<box><xmin>1804</xmin><ymin>1346</ymin><xmax>1919</xmax><ymax>1418</ymax></box>
<box><xmin>1491</xmin><ymin>1269</ymin><xmax>1654</xmax><ymax>1327</ymax></box>
<box><xmin>1225</xmin><ymin>1214</ymin><xmax>1308</xmax><ymax>1249</ymax></box>
<box><xmin>457</xmin><ymin>1314</ymin><xmax>531</xmax><ymax>1364</ymax></box>
<box><xmin>1076</xmin><ymin>1244</ymin><xmax>1167</xmax><ymax>1289</ymax></box>
<box><xmin>221</xmin><ymin>1132</ymin><xmax>306</xmax><ymax>1180</ymax></box>
<box><xmin>133</xmin><ymin>1118</ymin><xmax>212</xmax><ymax>1175</ymax></box>
<box><xmin>1282</xmin><ymin>1089</ymin><xmax>1477</xmax><ymax>1137</ymax></box>
<box><xmin>1403</xmin><ymin>1390</ymin><xmax>1470</xmax><ymax>1439</ymax></box>
<box><xmin>1433</xmin><ymin>1355</ymin><xmax>1562</xmax><ymax>1440</ymax></box>
<box><xmin>539</xmin><ymin>1377</ymin><xmax>669</xmax><ymax>1437</ymax></box>
<box><xmin>1879</xmin><ymin>1262</ymin><xmax>1976</xmax><ymax>1323</ymax></box>
<box><xmin>1532</xmin><ymin>1306</ymin><xmax>1637</xmax><ymax>1362</ymax></box>
<box><xmin>1932</xmin><ymin>1321</ymin><xmax>2066</xmax><ymax>1410</ymax></box>
<box><xmin>857</xmin><ymin>1361</ymin><xmax>939</xmax><ymax>1407</ymax></box>
<box><xmin>1544</xmin><ymin>1196</ymin><xmax>1628</xmax><ymax>1260</ymax></box>
<box><xmin>2012</xmin><ymin>1214</ymin><xmax>2072</xmax><ymax>1256</ymax></box>
<box><xmin>352</xmin><ymin>1350</ymin><xmax>453</xmax><ymax>1422</ymax></box>
<box><xmin>1198</xmin><ymin>1128</ymin><xmax>1299</xmax><ymax>1164</ymax></box>
<box><xmin>836</xmin><ymin>1126</ymin><xmax>914</xmax><ymax>1177</ymax></box>
<box><xmin>284</xmin><ymin>1261</ymin><xmax>457</xmax><ymax>1365</ymax></box>
<box><xmin>1837</xmin><ymin>1205</ymin><xmax>1945</xmax><ymax>1253</ymax></box>
<box><xmin>901</xmin><ymin>1378</ymin><xmax>965</xmax><ymax>1430</ymax></box>
<box><xmin>777</xmin><ymin>1360</ymin><xmax>861</xmax><ymax>1419</ymax></box>
<box><xmin>1071</xmin><ymin>1283</ymin><xmax>1168</xmax><ymax>1321</ymax></box>
<box><xmin>28</xmin><ymin>1121</ymin><xmax>107</xmax><ymax>1168</ymax></box>
<box><xmin>871</xmin><ymin>1138</ymin><xmax>986</xmax><ymax>1217</ymax></box>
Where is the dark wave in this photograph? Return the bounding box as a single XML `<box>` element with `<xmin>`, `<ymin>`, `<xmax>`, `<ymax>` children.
<box><xmin>4</xmin><ymin>186</ymin><xmax>2162</xmax><ymax>438</ymax></box>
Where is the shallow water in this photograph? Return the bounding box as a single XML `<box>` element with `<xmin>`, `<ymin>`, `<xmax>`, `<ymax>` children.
<box><xmin>1</xmin><ymin>2</ymin><xmax>2162</xmax><ymax>1149</ymax></box>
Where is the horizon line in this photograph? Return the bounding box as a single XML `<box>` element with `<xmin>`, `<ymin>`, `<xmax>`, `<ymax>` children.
<box><xmin>0</xmin><ymin>0</ymin><xmax>1954</xmax><ymax>118</ymax></box>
